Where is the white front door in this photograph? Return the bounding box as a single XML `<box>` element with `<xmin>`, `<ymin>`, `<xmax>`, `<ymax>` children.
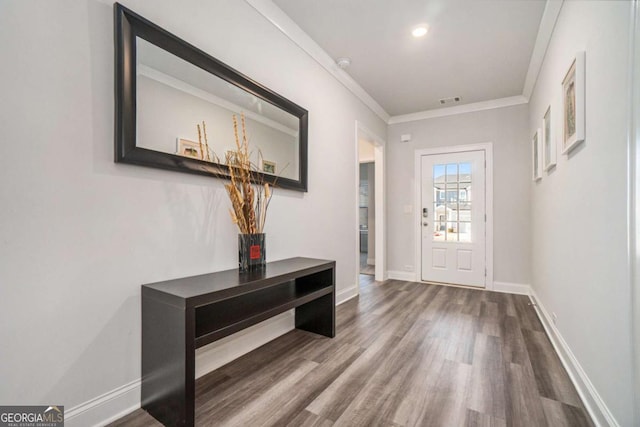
<box><xmin>421</xmin><ymin>150</ymin><xmax>486</xmax><ymax>287</ymax></box>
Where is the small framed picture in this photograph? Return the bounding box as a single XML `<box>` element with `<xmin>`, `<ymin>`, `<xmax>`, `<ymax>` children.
<box><xmin>542</xmin><ymin>105</ymin><xmax>556</xmax><ymax>171</ymax></box>
<box><xmin>262</xmin><ymin>160</ymin><xmax>276</xmax><ymax>174</ymax></box>
<box><xmin>532</xmin><ymin>128</ymin><xmax>542</xmax><ymax>181</ymax></box>
<box><xmin>562</xmin><ymin>51</ymin><xmax>586</xmax><ymax>154</ymax></box>
<box><xmin>177</xmin><ymin>138</ymin><xmax>202</xmax><ymax>159</ymax></box>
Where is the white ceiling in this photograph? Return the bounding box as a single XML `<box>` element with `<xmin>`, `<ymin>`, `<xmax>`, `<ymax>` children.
<box><xmin>272</xmin><ymin>0</ymin><xmax>547</xmax><ymax>117</ymax></box>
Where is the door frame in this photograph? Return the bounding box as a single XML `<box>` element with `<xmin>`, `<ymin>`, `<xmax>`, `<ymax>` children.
<box><xmin>355</xmin><ymin>121</ymin><xmax>387</xmax><ymax>287</ymax></box>
<box><xmin>628</xmin><ymin>0</ymin><xmax>640</xmax><ymax>419</ymax></box>
<box><xmin>414</xmin><ymin>143</ymin><xmax>494</xmax><ymax>290</ymax></box>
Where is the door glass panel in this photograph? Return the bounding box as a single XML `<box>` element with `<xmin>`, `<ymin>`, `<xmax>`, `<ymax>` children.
<box><xmin>434</xmin><ymin>164</ymin><xmax>446</xmax><ymax>183</ymax></box>
<box><xmin>434</xmin><ymin>201</ymin><xmax>446</xmax><ymax>241</ymax></box>
<box><xmin>446</xmin><ymin>164</ymin><xmax>458</xmax><ymax>182</ymax></box>
<box><xmin>445</xmin><ymin>218</ymin><xmax>458</xmax><ymax>241</ymax></box>
<box><xmin>459</xmin><ymin>162</ymin><xmax>471</xmax><ymax>182</ymax></box>
<box><xmin>445</xmin><ymin>183</ymin><xmax>458</xmax><ymax>202</ymax></box>
<box><xmin>458</xmin><ymin>203</ymin><xmax>471</xmax><ymax>221</ymax></box>
<box><xmin>433</xmin><ymin>221</ymin><xmax>445</xmax><ymax>241</ymax></box>
<box><xmin>460</xmin><ymin>182</ymin><xmax>472</xmax><ymax>202</ymax></box>
<box><xmin>433</xmin><ymin>162</ymin><xmax>473</xmax><ymax>242</ymax></box>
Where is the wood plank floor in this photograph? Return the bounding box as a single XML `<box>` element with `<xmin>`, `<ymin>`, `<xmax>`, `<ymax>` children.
<box><xmin>359</xmin><ymin>253</ymin><xmax>375</xmax><ymax>276</ymax></box>
<box><xmin>111</xmin><ymin>276</ymin><xmax>593</xmax><ymax>427</ymax></box>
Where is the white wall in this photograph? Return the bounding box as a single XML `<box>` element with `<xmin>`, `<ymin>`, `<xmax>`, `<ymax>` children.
<box><xmin>0</xmin><ymin>0</ymin><xmax>386</xmax><ymax>422</ymax></box>
<box><xmin>387</xmin><ymin>105</ymin><xmax>531</xmax><ymax>285</ymax></box>
<box><xmin>528</xmin><ymin>1</ymin><xmax>634</xmax><ymax>425</ymax></box>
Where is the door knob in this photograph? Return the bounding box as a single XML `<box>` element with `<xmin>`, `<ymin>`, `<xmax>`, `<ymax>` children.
<box><xmin>423</xmin><ymin>222</ymin><xmax>428</xmax><ymax>226</ymax></box>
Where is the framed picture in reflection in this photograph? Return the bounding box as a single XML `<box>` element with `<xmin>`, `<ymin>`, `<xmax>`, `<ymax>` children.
<box><xmin>263</xmin><ymin>160</ymin><xmax>276</xmax><ymax>174</ymax></box>
<box><xmin>176</xmin><ymin>138</ymin><xmax>202</xmax><ymax>160</ymax></box>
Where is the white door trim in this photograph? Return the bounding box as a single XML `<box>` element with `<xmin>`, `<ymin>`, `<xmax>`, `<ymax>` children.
<box><xmin>355</xmin><ymin>121</ymin><xmax>387</xmax><ymax>288</ymax></box>
<box><xmin>414</xmin><ymin>143</ymin><xmax>494</xmax><ymax>290</ymax></box>
<box><xmin>628</xmin><ymin>0</ymin><xmax>640</xmax><ymax>421</ymax></box>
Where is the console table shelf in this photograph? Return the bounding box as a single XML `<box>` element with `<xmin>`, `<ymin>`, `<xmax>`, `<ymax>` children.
<box><xmin>141</xmin><ymin>257</ymin><xmax>335</xmax><ymax>427</ymax></box>
<box><xmin>194</xmin><ymin>282</ymin><xmax>333</xmax><ymax>348</ymax></box>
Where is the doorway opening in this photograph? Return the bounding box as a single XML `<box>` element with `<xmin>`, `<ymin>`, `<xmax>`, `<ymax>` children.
<box><xmin>359</xmin><ymin>161</ymin><xmax>375</xmax><ymax>276</ymax></box>
<box><xmin>356</xmin><ymin>122</ymin><xmax>386</xmax><ymax>289</ymax></box>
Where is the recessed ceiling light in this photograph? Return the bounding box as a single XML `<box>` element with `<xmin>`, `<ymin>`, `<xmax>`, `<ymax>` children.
<box><xmin>412</xmin><ymin>25</ymin><xmax>428</xmax><ymax>38</ymax></box>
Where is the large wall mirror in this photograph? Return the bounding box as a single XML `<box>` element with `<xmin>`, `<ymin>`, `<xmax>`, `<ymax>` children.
<box><xmin>114</xmin><ymin>3</ymin><xmax>308</xmax><ymax>191</ymax></box>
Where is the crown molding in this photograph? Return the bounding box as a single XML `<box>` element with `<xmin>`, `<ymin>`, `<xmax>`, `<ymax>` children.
<box><xmin>388</xmin><ymin>95</ymin><xmax>528</xmax><ymax>125</ymax></box>
<box><xmin>244</xmin><ymin>0</ymin><xmax>390</xmax><ymax>123</ymax></box>
<box><xmin>522</xmin><ymin>0</ymin><xmax>564</xmax><ymax>99</ymax></box>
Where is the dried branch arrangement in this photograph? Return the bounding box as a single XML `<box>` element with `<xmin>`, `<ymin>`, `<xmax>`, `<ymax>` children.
<box><xmin>198</xmin><ymin>114</ymin><xmax>273</xmax><ymax>234</ymax></box>
<box><xmin>196</xmin><ymin>121</ymin><xmax>214</xmax><ymax>162</ymax></box>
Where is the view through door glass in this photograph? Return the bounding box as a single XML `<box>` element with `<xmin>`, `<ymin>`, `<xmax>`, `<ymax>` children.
<box><xmin>432</xmin><ymin>162</ymin><xmax>472</xmax><ymax>243</ymax></box>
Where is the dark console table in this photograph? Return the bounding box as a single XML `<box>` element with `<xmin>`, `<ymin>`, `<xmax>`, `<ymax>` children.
<box><xmin>141</xmin><ymin>257</ymin><xmax>336</xmax><ymax>427</ymax></box>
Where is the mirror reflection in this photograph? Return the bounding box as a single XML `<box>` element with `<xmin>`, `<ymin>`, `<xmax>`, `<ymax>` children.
<box><xmin>136</xmin><ymin>38</ymin><xmax>300</xmax><ymax>180</ymax></box>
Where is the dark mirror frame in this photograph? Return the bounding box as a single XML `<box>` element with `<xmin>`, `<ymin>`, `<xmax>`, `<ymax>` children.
<box><xmin>114</xmin><ymin>3</ymin><xmax>308</xmax><ymax>192</ymax></box>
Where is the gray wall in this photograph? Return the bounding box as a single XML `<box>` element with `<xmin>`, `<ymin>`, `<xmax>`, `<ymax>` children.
<box><xmin>387</xmin><ymin>104</ymin><xmax>531</xmax><ymax>285</ymax></box>
<box><xmin>527</xmin><ymin>1</ymin><xmax>634</xmax><ymax>424</ymax></box>
<box><xmin>0</xmin><ymin>0</ymin><xmax>386</xmax><ymax>419</ymax></box>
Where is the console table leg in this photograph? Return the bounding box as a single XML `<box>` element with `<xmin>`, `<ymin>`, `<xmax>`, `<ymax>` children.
<box><xmin>295</xmin><ymin>292</ymin><xmax>335</xmax><ymax>338</ymax></box>
<box><xmin>142</xmin><ymin>293</ymin><xmax>195</xmax><ymax>426</ymax></box>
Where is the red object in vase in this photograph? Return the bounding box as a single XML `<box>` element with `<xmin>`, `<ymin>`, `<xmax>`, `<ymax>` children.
<box><xmin>250</xmin><ymin>245</ymin><xmax>261</xmax><ymax>260</ymax></box>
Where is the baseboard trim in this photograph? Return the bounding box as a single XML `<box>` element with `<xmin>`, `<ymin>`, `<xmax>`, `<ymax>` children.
<box><xmin>387</xmin><ymin>270</ymin><xmax>417</xmax><ymax>282</ymax></box>
<box><xmin>65</xmin><ymin>379</ymin><xmax>140</xmax><ymax>427</ymax></box>
<box><xmin>529</xmin><ymin>289</ymin><xmax>620</xmax><ymax>427</ymax></box>
<box><xmin>337</xmin><ymin>285</ymin><xmax>358</xmax><ymax>305</ymax></box>
<box><xmin>492</xmin><ymin>281</ymin><xmax>531</xmax><ymax>295</ymax></box>
<box><xmin>386</xmin><ymin>275</ymin><xmax>533</xmax><ymax>296</ymax></box>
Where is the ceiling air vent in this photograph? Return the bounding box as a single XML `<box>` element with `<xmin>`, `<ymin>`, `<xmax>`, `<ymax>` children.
<box><xmin>439</xmin><ymin>96</ymin><xmax>461</xmax><ymax>105</ymax></box>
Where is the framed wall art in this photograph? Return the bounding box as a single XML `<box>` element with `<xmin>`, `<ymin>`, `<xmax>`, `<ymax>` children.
<box><xmin>561</xmin><ymin>51</ymin><xmax>586</xmax><ymax>154</ymax></box>
<box><xmin>542</xmin><ymin>105</ymin><xmax>556</xmax><ymax>170</ymax></box>
<box><xmin>532</xmin><ymin>128</ymin><xmax>542</xmax><ymax>181</ymax></box>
